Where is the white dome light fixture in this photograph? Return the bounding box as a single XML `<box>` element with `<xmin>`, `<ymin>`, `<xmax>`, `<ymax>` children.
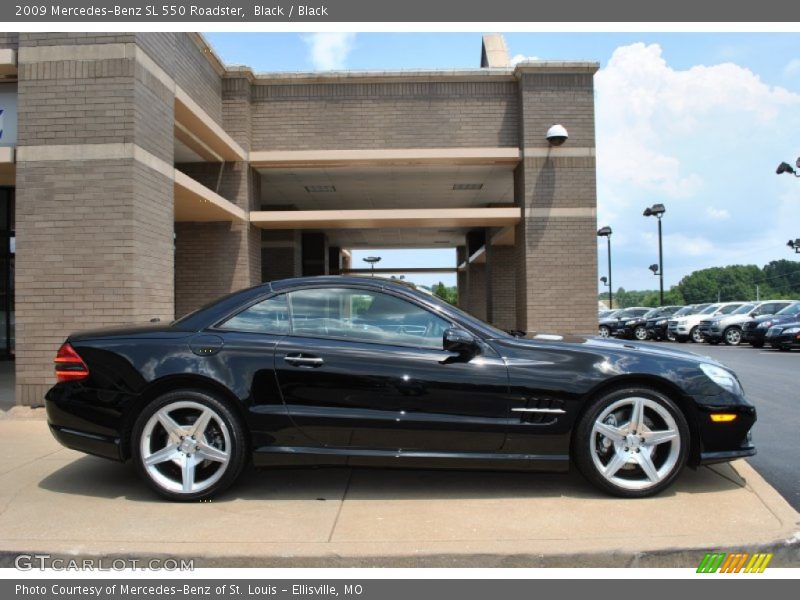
<box><xmin>545</xmin><ymin>124</ymin><xmax>569</xmax><ymax>146</ymax></box>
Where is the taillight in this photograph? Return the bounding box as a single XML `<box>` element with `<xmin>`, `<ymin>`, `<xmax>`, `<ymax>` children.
<box><xmin>54</xmin><ymin>342</ymin><xmax>90</xmax><ymax>383</ymax></box>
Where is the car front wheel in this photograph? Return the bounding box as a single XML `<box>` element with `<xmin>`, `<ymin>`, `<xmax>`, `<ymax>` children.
<box><xmin>132</xmin><ymin>390</ymin><xmax>247</xmax><ymax>501</ymax></box>
<box><xmin>574</xmin><ymin>387</ymin><xmax>689</xmax><ymax>498</ymax></box>
<box><xmin>634</xmin><ymin>326</ymin><xmax>649</xmax><ymax>341</ymax></box>
<box><xmin>724</xmin><ymin>327</ymin><xmax>742</xmax><ymax>346</ymax></box>
<box><xmin>690</xmin><ymin>326</ymin><xmax>703</xmax><ymax>343</ymax></box>
<box><xmin>599</xmin><ymin>325</ymin><xmax>611</xmax><ymax>338</ymax></box>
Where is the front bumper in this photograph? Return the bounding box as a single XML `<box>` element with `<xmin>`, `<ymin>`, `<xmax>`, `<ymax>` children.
<box><xmin>693</xmin><ymin>401</ymin><xmax>757</xmax><ymax>466</ymax></box>
<box><xmin>742</xmin><ymin>327</ymin><xmax>767</xmax><ymax>344</ymax></box>
<box><xmin>646</xmin><ymin>323</ymin><xmax>669</xmax><ymax>338</ymax></box>
<box><xmin>766</xmin><ymin>331</ymin><xmax>800</xmax><ymax>349</ymax></box>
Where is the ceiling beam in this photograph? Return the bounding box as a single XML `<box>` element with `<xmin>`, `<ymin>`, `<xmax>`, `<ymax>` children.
<box><xmin>250</xmin><ymin>207</ymin><xmax>521</xmax><ymax>230</ymax></box>
<box><xmin>250</xmin><ymin>147</ymin><xmax>521</xmax><ymax>169</ymax></box>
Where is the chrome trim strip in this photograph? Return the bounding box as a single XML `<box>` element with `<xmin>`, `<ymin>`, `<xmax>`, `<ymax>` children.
<box><xmin>512</xmin><ymin>407</ymin><xmax>566</xmax><ymax>414</ymax></box>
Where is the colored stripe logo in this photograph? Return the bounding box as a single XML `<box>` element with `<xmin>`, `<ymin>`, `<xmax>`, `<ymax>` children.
<box><xmin>697</xmin><ymin>552</ymin><xmax>773</xmax><ymax>573</ymax></box>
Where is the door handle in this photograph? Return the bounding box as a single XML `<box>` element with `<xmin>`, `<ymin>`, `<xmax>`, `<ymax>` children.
<box><xmin>283</xmin><ymin>354</ymin><xmax>324</xmax><ymax>367</ymax></box>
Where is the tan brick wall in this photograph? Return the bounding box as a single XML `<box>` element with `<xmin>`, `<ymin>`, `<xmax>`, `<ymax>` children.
<box><xmin>515</xmin><ymin>72</ymin><xmax>598</xmax><ymax>335</ymax></box>
<box><xmin>488</xmin><ymin>245</ymin><xmax>516</xmax><ymax>331</ymax></box>
<box><xmin>466</xmin><ymin>262</ymin><xmax>487</xmax><ymax>322</ymax></box>
<box><xmin>14</xmin><ymin>35</ymin><xmax>176</xmax><ymax>406</ymax></box>
<box><xmin>250</xmin><ymin>80</ymin><xmax>519</xmax><ymax>151</ymax></box>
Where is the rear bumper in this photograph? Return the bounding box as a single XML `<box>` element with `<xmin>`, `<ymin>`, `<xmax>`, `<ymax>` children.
<box><xmin>48</xmin><ymin>423</ymin><xmax>122</xmax><ymax>461</ymax></box>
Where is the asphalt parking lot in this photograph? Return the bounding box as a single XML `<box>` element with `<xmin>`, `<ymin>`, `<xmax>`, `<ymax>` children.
<box><xmin>641</xmin><ymin>341</ymin><xmax>800</xmax><ymax>512</ymax></box>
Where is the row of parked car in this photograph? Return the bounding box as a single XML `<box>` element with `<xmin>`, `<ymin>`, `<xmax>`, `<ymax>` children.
<box><xmin>598</xmin><ymin>300</ymin><xmax>800</xmax><ymax>350</ymax></box>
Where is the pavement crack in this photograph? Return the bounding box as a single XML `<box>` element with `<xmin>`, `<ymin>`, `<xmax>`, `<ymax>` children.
<box><xmin>327</xmin><ymin>469</ymin><xmax>353</xmax><ymax>543</ymax></box>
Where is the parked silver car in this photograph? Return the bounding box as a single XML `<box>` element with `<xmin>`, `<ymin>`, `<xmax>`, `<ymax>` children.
<box><xmin>699</xmin><ymin>300</ymin><xmax>795</xmax><ymax>346</ymax></box>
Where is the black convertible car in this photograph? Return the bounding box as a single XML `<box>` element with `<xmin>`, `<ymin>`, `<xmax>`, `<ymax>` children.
<box><xmin>46</xmin><ymin>277</ymin><xmax>756</xmax><ymax>501</ymax></box>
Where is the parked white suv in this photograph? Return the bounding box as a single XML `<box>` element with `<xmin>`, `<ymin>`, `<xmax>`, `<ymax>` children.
<box><xmin>668</xmin><ymin>302</ymin><xmax>746</xmax><ymax>343</ymax></box>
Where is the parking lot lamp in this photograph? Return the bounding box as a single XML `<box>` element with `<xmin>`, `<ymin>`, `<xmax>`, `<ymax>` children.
<box><xmin>788</xmin><ymin>239</ymin><xmax>800</xmax><ymax>254</ymax></box>
<box><xmin>597</xmin><ymin>226</ymin><xmax>613</xmax><ymax>309</ymax></box>
<box><xmin>776</xmin><ymin>158</ymin><xmax>800</xmax><ymax>177</ymax></box>
<box><xmin>643</xmin><ymin>204</ymin><xmax>666</xmax><ymax>305</ymax></box>
<box><xmin>362</xmin><ymin>256</ymin><xmax>381</xmax><ymax>275</ymax></box>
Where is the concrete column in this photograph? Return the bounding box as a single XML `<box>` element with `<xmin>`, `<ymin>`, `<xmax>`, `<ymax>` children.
<box><xmin>173</xmin><ymin>73</ymin><xmax>261</xmax><ymax>317</ymax></box>
<box><xmin>173</xmin><ymin>161</ymin><xmax>261</xmax><ymax>317</ymax></box>
<box><xmin>14</xmin><ymin>34</ymin><xmax>176</xmax><ymax>405</ymax></box>
<box><xmin>301</xmin><ymin>232</ymin><xmax>328</xmax><ymax>276</ymax></box>
<box><xmin>261</xmin><ymin>230</ymin><xmax>301</xmax><ymax>283</ymax></box>
<box><xmin>514</xmin><ymin>66</ymin><xmax>599</xmax><ymax>335</ymax></box>
<box><xmin>487</xmin><ymin>245</ymin><xmax>517</xmax><ymax>331</ymax></box>
<box><xmin>466</xmin><ymin>263</ymin><xmax>487</xmax><ymax>321</ymax></box>
<box><xmin>456</xmin><ymin>246</ymin><xmax>468</xmax><ymax>311</ymax></box>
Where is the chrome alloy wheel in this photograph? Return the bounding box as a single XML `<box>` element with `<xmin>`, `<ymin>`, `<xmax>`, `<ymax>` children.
<box><xmin>634</xmin><ymin>326</ymin><xmax>649</xmax><ymax>341</ymax></box>
<box><xmin>140</xmin><ymin>401</ymin><xmax>231</xmax><ymax>495</ymax></box>
<box><xmin>590</xmin><ymin>397</ymin><xmax>681</xmax><ymax>491</ymax></box>
<box><xmin>724</xmin><ymin>327</ymin><xmax>742</xmax><ymax>346</ymax></box>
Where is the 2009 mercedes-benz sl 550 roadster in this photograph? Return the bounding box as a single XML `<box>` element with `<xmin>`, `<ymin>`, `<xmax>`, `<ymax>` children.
<box><xmin>46</xmin><ymin>276</ymin><xmax>756</xmax><ymax>501</ymax></box>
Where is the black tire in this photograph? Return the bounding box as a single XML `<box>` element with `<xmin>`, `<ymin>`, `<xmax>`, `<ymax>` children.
<box><xmin>690</xmin><ymin>326</ymin><xmax>703</xmax><ymax>343</ymax></box>
<box><xmin>723</xmin><ymin>327</ymin><xmax>742</xmax><ymax>346</ymax></box>
<box><xmin>573</xmin><ymin>386</ymin><xmax>690</xmax><ymax>498</ymax></box>
<box><xmin>666</xmin><ymin>331</ymin><xmax>677</xmax><ymax>342</ymax></box>
<box><xmin>633</xmin><ymin>326</ymin><xmax>649</xmax><ymax>341</ymax></box>
<box><xmin>131</xmin><ymin>389</ymin><xmax>248</xmax><ymax>502</ymax></box>
<box><xmin>599</xmin><ymin>325</ymin><xmax>611</xmax><ymax>338</ymax></box>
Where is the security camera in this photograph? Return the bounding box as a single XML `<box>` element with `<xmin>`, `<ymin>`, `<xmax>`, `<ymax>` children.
<box><xmin>546</xmin><ymin>124</ymin><xmax>569</xmax><ymax>146</ymax></box>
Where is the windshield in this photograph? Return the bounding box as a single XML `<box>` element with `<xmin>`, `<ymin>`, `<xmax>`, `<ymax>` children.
<box><xmin>731</xmin><ymin>303</ymin><xmax>756</xmax><ymax>315</ymax></box>
<box><xmin>672</xmin><ymin>306</ymin><xmax>693</xmax><ymax>316</ymax></box>
<box><xmin>776</xmin><ymin>302</ymin><xmax>800</xmax><ymax>316</ymax></box>
<box><xmin>700</xmin><ymin>304</ymin><xmax>721</xmax><ymax>314</ymax></box>
<box><xmin>643</xmin><ymin>308</ymin><xmax>660</xmax><ymax>318</ymax></box>
<box><xmin>718</xmin><ymin>303</ymin><xmax>743</xmax><ymax>315</ymax></box>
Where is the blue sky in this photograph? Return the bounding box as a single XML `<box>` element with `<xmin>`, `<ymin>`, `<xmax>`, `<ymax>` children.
<box><xmin>207</xmin><ymin>33</ymin><xmax>800</xmax><ymax>293</ymax></box>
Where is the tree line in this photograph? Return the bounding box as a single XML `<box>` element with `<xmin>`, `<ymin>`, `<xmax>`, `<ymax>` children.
<box><xmin>599</xmin><ymin>259</ymin><xmax>800</xmax><ymax>308</ymax></box>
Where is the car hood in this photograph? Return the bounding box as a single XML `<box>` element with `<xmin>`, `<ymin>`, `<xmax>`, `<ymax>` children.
<box><xmin>501</xmin><ymin>333</ymin><xmax>722</xmax><ymax>367</ymax></box>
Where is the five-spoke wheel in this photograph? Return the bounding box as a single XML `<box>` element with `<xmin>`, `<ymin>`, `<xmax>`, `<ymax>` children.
<box><xmin>132</xmin><ymin>391</ymin><xmax>246</xmax><ymax>501</ymax></box>
<box><xmin>575</xmin><ymin>387</ymin><xmax>689</xmax><ymax>497</ymax></box>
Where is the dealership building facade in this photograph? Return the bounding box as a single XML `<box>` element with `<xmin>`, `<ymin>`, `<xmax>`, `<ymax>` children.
<box><xmin>0</xmin><ymin>32</ymin><xmax>598</xmax><ymax>406</ymax></box>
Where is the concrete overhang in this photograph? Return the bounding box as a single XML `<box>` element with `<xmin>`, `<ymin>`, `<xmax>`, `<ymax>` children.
<box><xmin>250</xmin><ymin>207</ymin><xmax>521</xmax><ymax>230</ymax></box>
<box><xmin>0</xmin><ymin>147</ymin><xmax>14</xmax><ymax>186</ymax></box>
<box><xmin>491</xmin><ymin>225</ymin><xmax>515</xmax><ymax>246</ymax></box>
<box><xmin>250</xmin><ymin>148</ymin><xmax>521</xmax><ymax>169</ymax></box>
<box><xmin>174</xmin><ymin>169</ymin><xmax>247</xmax><ymax>222</ymax></box>
<box><xmin>174</xmin><ymin>87</ymin><xmax>246</xmax><ymax>162</ymax></box>
<box><xmin>513</xmin><ymin>60</ymin><xmax>600</xmax><ymax>76</ymax></box>
<box><xmin>0</xmin><ymin>49</ymin><xmax>17</xmax><ymax>77</ymax></box>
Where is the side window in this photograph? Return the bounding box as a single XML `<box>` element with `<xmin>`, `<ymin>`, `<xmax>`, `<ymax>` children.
<box><xmin>288</xmin><ymin>287</ymin><xmax>450</xmax><ymax>349</ymax></box>
<box><xmin>219</xmin><ymin>294</ymin><xmax>290</xmax><ymax>334</ymax></box>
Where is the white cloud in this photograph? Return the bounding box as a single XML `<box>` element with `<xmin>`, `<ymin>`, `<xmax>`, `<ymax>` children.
<box><xmin>509</xmin><ymin>54</ymin><xmax>538</xmax><ymax>66</ymax></box>
<box><xmin>595</xmin><ymin>43</ymin><xmax>800</xmax><ymax>198</ymax></box>
<box><xmin>301</xmin><ymin>33</ymin><xmax>356</xmax><ymax>70</ymax></box>
<box><xmin>705</xmin><ymin>207</ymin><xmax>730</xmax><ymax>220</ymax></box>
<box><xmin>785</xmin><ymin>58</ymin><xmax>800</xmax><ymax>77</ymax></box>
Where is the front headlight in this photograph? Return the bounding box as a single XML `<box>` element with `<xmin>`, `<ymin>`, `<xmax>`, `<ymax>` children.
<box><xmin>625</xmin><ymin>319</ymin><xmax>637</xmax><ymax>326</ymax></box>
<box><xmin>783</xmin><ymin>327</ymin><xmax>800</xmax><ymax>335</ymax></box>
<box><xmin>757</xmin><ymin>321</ymin><xmax>772</xmax><ymax>329</ymax></box>
<box><xmin>700</xmin><ymin>363</ymin><xmax>742</xmax><ymax>395</ymax></box>
<box><xmin>656</xmin><ymin>319</ymin><xmax>667</xmax><ymax>326</ymax></box>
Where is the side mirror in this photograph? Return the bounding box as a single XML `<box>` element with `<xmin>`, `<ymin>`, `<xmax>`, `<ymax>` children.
<box><xmin>443</xmin><ymin>328</ymin><xmax>479</xmax><ymax>358</ymax></box>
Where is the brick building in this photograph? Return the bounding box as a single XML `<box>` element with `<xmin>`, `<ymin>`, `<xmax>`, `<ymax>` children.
<box><xmin>0</xmin><ymin>33</ymin><xmax>599</xmax><ymax>406</ymax></box>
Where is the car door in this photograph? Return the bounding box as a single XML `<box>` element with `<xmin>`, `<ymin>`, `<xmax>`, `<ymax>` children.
<box><xmin>273</xmin><ymin>286</ymin><xmax>510</xmax><ymax>452</ymax></box>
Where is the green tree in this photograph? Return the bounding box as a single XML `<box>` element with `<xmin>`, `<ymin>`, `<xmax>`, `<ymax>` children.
<box><xmin>432</xmin><ymin>281</ymin><xmax>458</xmax><ymax>305</ymax></box>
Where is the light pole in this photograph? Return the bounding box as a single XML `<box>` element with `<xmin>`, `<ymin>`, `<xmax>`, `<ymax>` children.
<box><xmin>788</xmin><ymin>239</ymin><xmax>800</xmax><ymax>254</ymax></box>
<box><xmin>643</xmin><ymin>204</ymin><xmax>666</xmax><ymax>305</ymax></box>
<box><xmin>597</xmin><ymin>226</ymin><xmax>613</xmax><ymax>309</ymax></box>
<box><xmin>776</xmin><ymin>158</ymin><xmax>800</xmax><ymax>178</ymax></box>
<box><xmin>362</xmin><ymin>256</ymin><xmax>381</xmax><ymax>275</ymax></box>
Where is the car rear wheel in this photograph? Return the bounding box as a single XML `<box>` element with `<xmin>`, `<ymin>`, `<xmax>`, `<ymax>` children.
<box><xmin>666</xmin><ymin>331</ymin><xmax>677</xmax><ymax>342</ymax></box>
<box><xmin>574</xmin><ymin>386</ymin><xmax>689</xmax><ymax>498</ymax></box>
<box><xmin>132</xmin><ymin>390</ymin><xmax>247</xmax><ymax>501</ymax></box>
<box><xmin>633</xmin><ymin>326</ymin><xmax>649</xmax><ymax>341</ymax></box>
<box><xmin>723</xmin><ymin>327</ymin><xmax>742</xmax><ymax>346</ymax></box>
<box><xmin>690</xmin><ymin>326</ymin><xmax>703</xmax><ymax>343</ymax></box>
<box><xmin>599</xmin><ymin>325</ymin><xmax>611</xmax><ymax>338</ymax></box>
